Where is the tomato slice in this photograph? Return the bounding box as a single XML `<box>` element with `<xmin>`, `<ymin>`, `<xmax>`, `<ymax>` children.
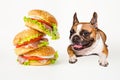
<box><xmin>31</xmin><ymin>18</ymin><xmax>52</xmax><ymax>29</ymax></box>
<box><xmin>16</xmin><ymin>36</ymin><xmax>43</xmax><ymax>48</ymax></box>
<box><xmin>22</xmin><ymin>56</ymin><xmax>46</xmax><ymax>60</ymax></box>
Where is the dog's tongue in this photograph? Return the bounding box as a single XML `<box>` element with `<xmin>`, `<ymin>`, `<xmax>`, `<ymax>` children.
<box><xmin>73</xmin><ymin>44</ymin><xmax>83</xmax><ymax>49</ymax></box>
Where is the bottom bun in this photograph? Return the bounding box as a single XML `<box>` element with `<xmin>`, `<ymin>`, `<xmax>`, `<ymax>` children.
<box><xmin>28</xmin><ymin>60</ymin><xmax>51</xmax><ymax>66</ymax></box>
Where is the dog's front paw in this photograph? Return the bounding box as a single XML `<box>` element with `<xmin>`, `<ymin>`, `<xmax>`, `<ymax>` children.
<box><xmin>98</xmin><ymin>60</ymin><xmax>109</xmax><ymax>67</ymax></box>
<box><xmin>69</xmin><ymin>55</ymin><xmax>77</xmax><ymax>64</ymax></box>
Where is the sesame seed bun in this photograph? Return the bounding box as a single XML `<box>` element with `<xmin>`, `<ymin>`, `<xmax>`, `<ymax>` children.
<box><xmin>28</xmin><ymin>9</ymin><xmax>57</xmax><ymax>26</ymax></box>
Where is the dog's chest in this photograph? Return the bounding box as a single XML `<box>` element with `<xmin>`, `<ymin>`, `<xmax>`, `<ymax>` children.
<box><xmin>74</xmin><ymin>38</ymin><xmax>103</xmax><ymax>56</ymax></box>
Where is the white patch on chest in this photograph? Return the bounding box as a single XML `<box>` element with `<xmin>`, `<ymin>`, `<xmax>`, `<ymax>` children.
<box><xmin>74</xmin><ymin>34</ymin><xmax>104</xmax><ymax>56</ymax></box>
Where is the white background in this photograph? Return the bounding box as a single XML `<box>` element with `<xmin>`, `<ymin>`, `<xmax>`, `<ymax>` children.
<box><xmin>0</xmin><ymin>0</ymin><xmax>120</xmax><ymax>80</ymax></box>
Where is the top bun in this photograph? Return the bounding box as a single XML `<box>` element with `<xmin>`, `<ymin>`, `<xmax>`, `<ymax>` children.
<box><xmin>13</xmin><ymin>29</ymin><xmax>45</xmax><ymax>46</ymax></box>
<box><xmin>24</xmin><ymin>46</ymin><xmax>56</xmax><ymax>57</ymax></box>
<box><xmin>28</xmin><ymin>9</ymin><xmax>57</xmax><ymax>26</ymax></box>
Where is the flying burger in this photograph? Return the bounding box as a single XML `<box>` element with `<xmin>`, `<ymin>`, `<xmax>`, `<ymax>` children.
<box><xmin>13</xmin><ymin>29</ymin><xmax>49</xmax><ymax>55</ymax></box>
<box><xmin>24</xmin><ymin>9</ymin><xmax>59</xmax><ymax>40</ymax></box>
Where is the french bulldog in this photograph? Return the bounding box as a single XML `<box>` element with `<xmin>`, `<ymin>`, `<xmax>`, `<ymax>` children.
<box><xmin>67</xmin><ymin>12</ymin><xmax>109</xmax><ymax>67</ymax></box>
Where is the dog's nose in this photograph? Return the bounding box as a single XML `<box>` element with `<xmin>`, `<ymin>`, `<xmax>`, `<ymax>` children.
<box><xmin>72</xmin><ymin>35</ymin><xmax>81</xmax><ymax>44</ymax></box>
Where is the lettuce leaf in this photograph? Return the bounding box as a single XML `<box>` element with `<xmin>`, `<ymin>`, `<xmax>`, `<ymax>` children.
<box><xmin>23</xmin><ymin>61</ymin><xmax>30</xmax><ymax>66</ymax></box>
<box><xmin>51</xmin><ymin>24</ymin><xmax>60</xmax><ymax>40</ymax></box>
<box><xmin>38</xmin><ymin>41</ymin><xmax>49</xmax><ymax>47</ymax></box>
<box><xmin>18</xmin><ymin>33</ymin><xmax>41</xmax><ymax>45</ymax></box>
<box><xmin>54</xmin><ymin>51</ymin><xmax>59</xmax><ymax>59</ymax></box>
<box><xmin>50</xmin><ymin>52</ymin><xmax>59</xmax><ymax>64</ymax></box>
<box><xmin>23</xmin><ymin>60</ymin><xmax>38</xmax><ymax>66</ymax></box>
<box><xmin>24</xmin><ymin>16</ymin><xmax>60</xmax><ymax>40</ymax></box>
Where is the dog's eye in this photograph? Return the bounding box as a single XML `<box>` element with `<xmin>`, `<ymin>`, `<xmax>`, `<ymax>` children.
<box><xmin>69</xmin><ymin>29</ymin><xmax>75</xmax><ymax>39</ymax></box>
<box><xmin>80</xmin><ymin>30</ymin><xmax>90</xmax><ymax>37</ymax></box>
<box><xmin>83</xmin><ymin>31</ymin><xmax>90</xmax><ymax>36</ymax></box>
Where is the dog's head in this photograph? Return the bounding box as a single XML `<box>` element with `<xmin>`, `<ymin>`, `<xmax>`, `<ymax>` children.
<box><xmin>69</xmin><ymin>12</ymin><xmax>98</xmax><ymax>51</ymax></box>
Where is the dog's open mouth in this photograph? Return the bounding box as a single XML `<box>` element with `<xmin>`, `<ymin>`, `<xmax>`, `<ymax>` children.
<box><xmin>71</xmin><ymin>39</ymin><xmax>94</xmax><ymax>51</ymax></box>
<box><xmin>72</xmin><ymin>44</ymin><xmax>83</xmax><ymax>50</ymax></box>
<box><xmin>72</xmin><ymin>41</ymin><xmax>93</xmax><ymax>50</ymax></box>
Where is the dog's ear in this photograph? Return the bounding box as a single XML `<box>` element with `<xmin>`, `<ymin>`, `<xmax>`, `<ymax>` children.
<box><xmin>73</xmin><ymin>12</ymin><xmax>79</xmax><ymax>25</ymax></box>
<box><xmin>90</xmin><ymin>12</ymin><xmax>98</xmax><ymax>28</ymax></box>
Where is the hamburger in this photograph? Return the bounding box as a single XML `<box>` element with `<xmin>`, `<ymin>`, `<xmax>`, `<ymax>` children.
<box><xmin>24</xmin><ymin>9</ymin><xmax>59</xmax><ymax>40</ymax></box>
<box><xmin>17</xmin><ymin>46</ymin><xmax>58</xmax><ymax>66</ymax></box>
<box><xmin>13</xmin><ymin>29</ymin><xmax>49</xmax><ymax>55</ymax></box>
